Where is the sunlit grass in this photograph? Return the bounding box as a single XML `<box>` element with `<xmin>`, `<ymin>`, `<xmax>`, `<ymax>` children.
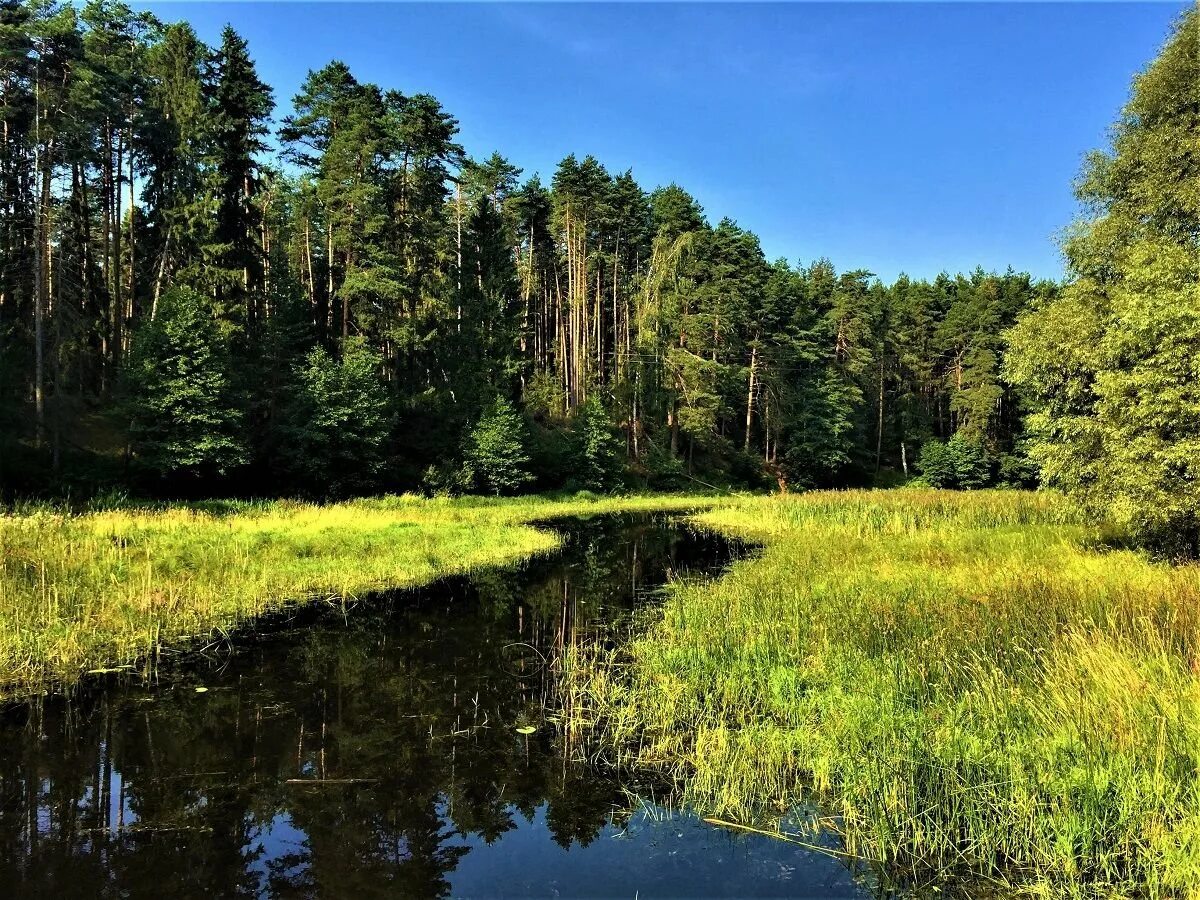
<box><xmin>0</xmin><ymin>492</ymin><xmax>721</xmax><ymax>697</ymax></box>
<box><xmin>567</xmin><ymin>489</ymin><xmax>1200</xmax><ymax>898</ymax></box>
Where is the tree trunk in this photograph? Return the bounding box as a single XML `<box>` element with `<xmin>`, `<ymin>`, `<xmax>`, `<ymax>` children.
<box><xmin>152</xmin><ymin>226</ymin><xmax>171</xmax><ymax>321</ymax></box>
<box><xmin>455</xmin><ymin>181</ymin><xmax>462</xmax><ymax>332</ymax></box>
<box><xmin>127</xmin><ymin>132</ymin><xmax>135</xmax><ymax>329</ymax></box>
<box><xmin>875</xmin><ymin>356</ymin><xmax>885</xmax><ymax>472</ymax></box>
<box><xmin>669</xmin><ymin>399</ymin><xmax>679</xmax><ymax>456</ymax></box>
<box><xmin>744</xmin><ymin>345</ymin><xmax>757</xmax><ymax>452</ymax></box>
<box><xmin>33</xmin><ymin>147</ymin><xmax>50</xmax><ymax>448</ymax></box>
<box><xmin>304</xmin><ymin>216</ymin><xmax>315</xmax><ymax>318</ymax></box>
<box><xmin>111</xmin><ymin>128</ymin><xmax>123</xmax><ymax>366</ymax></box>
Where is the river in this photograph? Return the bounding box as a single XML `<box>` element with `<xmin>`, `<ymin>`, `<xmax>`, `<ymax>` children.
<box><xmin>0</xmin><ymin>514</ymin><xmax>875</xmax><ymax>898</ymax></box>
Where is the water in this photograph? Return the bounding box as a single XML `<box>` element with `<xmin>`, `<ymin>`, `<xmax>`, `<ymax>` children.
<box><xmin>0</xmin><ymin>514</ymin><xmax>873</xmax><ymax>899</ymax></box>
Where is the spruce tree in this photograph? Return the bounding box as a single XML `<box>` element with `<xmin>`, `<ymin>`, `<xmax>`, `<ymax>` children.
<box><xmin>463</xmin><ymin>397</ymin><xmax>533</xmax><ymax>496</ymax></box>
<box><xmin>208</xmin><ymin>25</ymin><xmax>273</xmax><ymax>323</ymax></box>
<box><xmin>278</xmin><ymin>338</ymin><xmax>392</xmax><ymax>497</ymax></box>
<box><xmin>575</xmin><ymin>395</ymin><xmax>623</xmax><ymax>492</ymax></box>
<box><xmin>125</xmin><ymin>286</ymin><xmax>247</xmax><ymax>481</ymax></box>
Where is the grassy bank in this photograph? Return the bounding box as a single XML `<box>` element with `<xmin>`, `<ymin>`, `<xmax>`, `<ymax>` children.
<box><xmin>567</xmin><ymin>490</ymin><xmax>1200</xmax><ymax>898</ymax></box>
<box><xmin>0</xmin><ymin>493</ymin><xmax>720</xmax><ymax>697</ymax></box>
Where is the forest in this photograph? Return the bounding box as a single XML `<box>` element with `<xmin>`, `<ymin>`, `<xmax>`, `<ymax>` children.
<box><xmin>0</xmin><ymin>0</ymin><xmax>1055</xmax><ymax>501</ymax></box>
<box><xmin>1</xmin><ymin>4</ymin><xmax>1200</xmax><ymax>897</ymax></box>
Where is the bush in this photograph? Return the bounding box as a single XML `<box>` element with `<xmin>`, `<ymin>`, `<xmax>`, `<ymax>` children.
<box><xmin>420</xmin><ymin>463</ymin><xmax>466</xmax><ymax>497</ymax></box>
<box><xmin>997</xmin><ymin>452</ymin><xmax>1039</xmax><ymax>489</ymax></box>
<box><xmin>644</xmin><ymin>444</ymin><xmax>688</xmax><ymax>491</ymax></box>
<box><xmin>125</xmin><ymin>286</ymin><xmax>246</xmax><ymax>482</ymax></box>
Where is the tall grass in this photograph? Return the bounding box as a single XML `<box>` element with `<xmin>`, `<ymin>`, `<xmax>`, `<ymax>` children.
<box><xmin>0</xmin><ymin>492</ymin><xmax>720</xmax><ymax>697</ymax></box>
<box><xmin>566</xmin><ymin>490</ymin><xmax>1200</xmax><ymax>898</ymax></box>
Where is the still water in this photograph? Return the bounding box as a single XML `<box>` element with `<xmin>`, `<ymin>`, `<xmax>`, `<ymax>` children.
<box><xmin>0</xmin><ymin>515</ymin><xmax>873</xmax><ymax>899</ymax></box>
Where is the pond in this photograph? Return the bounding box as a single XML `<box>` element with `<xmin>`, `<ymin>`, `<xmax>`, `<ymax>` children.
<box><xmin>0</xmin><ymin>514</ymin><xmax>876</xmax><ymax>898</ymax></box>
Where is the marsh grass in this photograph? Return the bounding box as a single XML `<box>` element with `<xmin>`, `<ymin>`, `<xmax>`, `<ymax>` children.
<box><xmin>0</xmin><ymin>492</ymin><xmax>721</xmax><ymax>697</ymax></box>
<box><xmin>566</xmin><ymin>490</ymin><xmax>1200</xmax><ymax>898</ymax></box>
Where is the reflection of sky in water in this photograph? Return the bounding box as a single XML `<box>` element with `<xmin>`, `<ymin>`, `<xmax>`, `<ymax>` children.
<box><xmin>252</xmin><ymin>812</ymin><xmax>310</xmax><ymax>895</ymax></box>
<box><xmin>450</xmin><ymin>804</ymin><xmax>866</xmax><ymax>899</ymax></box>
<box><xmin>250</xmin><ymin>800</ymin><xmax>867</xmax><ymax>899</ymax></box>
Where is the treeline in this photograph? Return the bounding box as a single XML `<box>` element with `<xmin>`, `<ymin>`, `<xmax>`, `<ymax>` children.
<box><xmin>0</xmin><ymin>1</ymin><xmax>1054</xmax><ymax>498</ymax></box>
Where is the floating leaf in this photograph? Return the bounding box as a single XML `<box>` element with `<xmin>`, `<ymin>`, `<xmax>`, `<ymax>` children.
<box><xmin>515</xmin><ymin>725</ymin><xmax>536</xmax><ymax>735</ymax></box>
<box><xmin>194</xmin><ymin>686</ymin><xmax>209</xmax><ymax>693</ymax></box>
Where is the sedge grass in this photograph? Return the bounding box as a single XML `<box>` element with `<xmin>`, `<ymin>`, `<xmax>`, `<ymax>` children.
<box><xmin>0</xmin><ymin>492</ymin><xmax>721</xmax><ymax>697</ymax></box>
<box><xmin>566</xmin><ymin>489</ymin><xmax>1200</xmax><ymax>898</ymax></box>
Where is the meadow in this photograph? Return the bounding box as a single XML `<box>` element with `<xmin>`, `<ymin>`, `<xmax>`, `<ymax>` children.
<box><xmin>567</xmin><ymin>490</ymin><xmax>1200</xmax><ymax>899</ymax></box>
<box><xmin>0</xmin><ymin>492</ymin><xmax>719</xmax><ymax>697</ymax></box>
<box><xmin>7</xmin><ymin>487</ymin><xmax>1200</xmax><ymax>897</ymax></box>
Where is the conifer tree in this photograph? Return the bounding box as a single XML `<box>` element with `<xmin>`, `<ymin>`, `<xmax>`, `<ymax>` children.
<box><xmin>208</xmin><ymin>25</ymin><xmax>273</xmax><ymax>325</ymax></box>
<box><xmin>126</xmin><ymin>286</ymin><xmax>246</xmax><ymax>480</ymax></box>
<box><xmin>278</xmin><ymin>338</ymin><xmax>392</xmax><ymax>497</ymax></box>
<box><xmin>463</xmin><ymin>397</ymin><xmax>532</xmax><ymax>496</ymax></box>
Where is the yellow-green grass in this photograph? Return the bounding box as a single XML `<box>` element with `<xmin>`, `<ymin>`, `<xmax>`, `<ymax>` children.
<box><xmin>567</xmin><ymin>490</ymin><xmax>1200</xmax><ymax>899</ymax></box>
<box><xmin>0</xmin><ymin>492</ymin><xmax>721</xmax><ymax>698</ymax></box>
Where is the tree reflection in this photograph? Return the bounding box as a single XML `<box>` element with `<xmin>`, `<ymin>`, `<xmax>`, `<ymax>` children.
<box><xmin>0</xmin><ymin>516</ymin><xmax>735</xmax><ymax>898</ymax></box>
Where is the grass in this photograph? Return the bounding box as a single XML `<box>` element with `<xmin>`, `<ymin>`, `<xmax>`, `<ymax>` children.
<box><xmin>565</xmin><ymin>489</ymin><xmax>1200</xmax><ymax>899</ymax></box>
<box><xmin>0</xmin><ymin>492</ymin><xmax>721</xmax><ymax>697</ymax></box>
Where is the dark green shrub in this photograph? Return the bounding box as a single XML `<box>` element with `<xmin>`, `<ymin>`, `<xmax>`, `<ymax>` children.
<box><xmin>574</xmin><ymin>396</ymin><xmax>623</xmax><ymax>492</ymax></box>
<box><xmin>126</xmin><ymin>286</ymin><xmax>246</xmax><ymax>482</ymax></box>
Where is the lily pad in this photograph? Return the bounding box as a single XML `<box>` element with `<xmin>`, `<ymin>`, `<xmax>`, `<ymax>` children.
<box><xmin>515</xmin><ymin>725</ymin><xmax>536</xmax><ymax>735</ymax></box>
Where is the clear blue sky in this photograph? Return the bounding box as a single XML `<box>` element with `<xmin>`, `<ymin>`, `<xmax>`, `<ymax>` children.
<box><xmin>135</xmin><ymin>2</ymin><xmax>1188</xmax><ymax>282</ymax></box>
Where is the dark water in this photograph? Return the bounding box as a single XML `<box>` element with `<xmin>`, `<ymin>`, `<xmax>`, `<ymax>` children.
<box><xmin>0</xmin><ymin>515</ymin><xmax>873</xmax><ymax>899</ymax></box>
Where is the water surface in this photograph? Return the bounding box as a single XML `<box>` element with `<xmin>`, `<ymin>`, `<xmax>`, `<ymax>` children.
<box><xmin>0</xmin><ymin>515</ymin><xmax>874</xmax><ymax>898</ymax></box>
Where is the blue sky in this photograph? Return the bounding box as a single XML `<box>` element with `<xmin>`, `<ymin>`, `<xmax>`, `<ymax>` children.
<box><xmin>134</xmin><ymin>2</ymin><xmax>1188</xmax><ymax>281</ymax></box>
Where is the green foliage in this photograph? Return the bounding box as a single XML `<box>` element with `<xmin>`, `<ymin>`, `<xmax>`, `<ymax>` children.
<box><xmin>523</xmin><ymin>370</ymin><xmax>566</xmax><ymax>423</ymax></box>
<box><xmin>573</xmin><ymin>396</ymin><xmax>623</xmax><ymax>492</ymax></box>
<box><xmin>642</xmin><ymin>443</ymin><xmax>688</xmax><ymax>491</ymax></box>
<box><xmin>463</xmin><ymin>397</ymin><xmax>533</xmax><ymax>496</ymax></box>
<box><xmin>278</xmin><ymin>338</ymin><xmax>393</xmax><ymax>497</ymax></box>
<box><xmin>917</xmin><ymin>435</ymin><xmax>992</xmax><ymax>489</ymax></box>
<box><xmin>996</xmin><ymin>450</ymin><xmax>1038</xmax><ymax>489</ymax></box>
<box><xmin>1006</xmin><ymin>7</ymin><xmax>1200</xmax><ymax>548</ymax></box>
<box><xmin>125</xmin><ymin>286</ymin><xmax>247</xmax><ymax>481</ymax></box>
<box><xmin>207</xmin><ymin>25</ymin><xmax>274</xmax><ymax>310</ymax></box>
<box><xmin>0</xmin><ymin>4</ymin><xmax>1075</xmax><ymax>506</ymax></box>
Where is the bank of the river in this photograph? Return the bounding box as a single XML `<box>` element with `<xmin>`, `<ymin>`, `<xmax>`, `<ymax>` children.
<box><xmin>570</xmin><ymin>490</ymin><xmax>1200</xmax><ymax>898</ymax></box>
<box><xmin>0</xmin><ymin>493</ymin><xmax>722</xmax><ymax>697</ymax></box>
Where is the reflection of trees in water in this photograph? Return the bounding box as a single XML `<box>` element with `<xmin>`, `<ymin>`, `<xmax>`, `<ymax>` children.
<box><xmin>0</xmin><ymin>516</ymin><xmax>732</xmax><ymax>898</ymax></box>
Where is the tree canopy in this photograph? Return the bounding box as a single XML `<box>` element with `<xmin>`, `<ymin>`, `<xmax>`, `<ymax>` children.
<box><xmin>0</xmin><ymin>0</ymin><xmax>1071</xmax><ymax>504</ymax></box>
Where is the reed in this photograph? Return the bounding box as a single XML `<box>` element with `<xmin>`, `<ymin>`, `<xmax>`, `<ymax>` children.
<box><xmin>567</xmin><ymin>489</ymin><xmax>1200</xmax><ymax>898</ymax></box>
